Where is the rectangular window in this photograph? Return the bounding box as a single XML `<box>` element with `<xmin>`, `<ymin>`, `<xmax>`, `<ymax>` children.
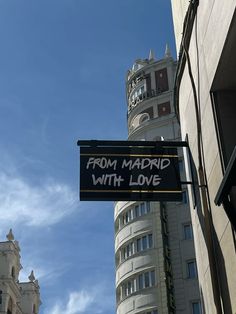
<box><xmin>182</xmin><ymin>190</ymin><xmax>188</xmax><ymax>203</ymax></box>
<box><xmin>151</xmin><ymin>270</ymin><xmax>155</xmax><ymax>286</ymax></box>
<box><xmin>155</xmin><ymin>68</ymin><xmax>169</xmax><ymax>92</ymax></box>
<box><xmin>140</xmin><ymin>203</ymin><xmax>145</xmax><ymax>215</ymax></box>
<box><xmin>138</xmin><ymin>274</ymin><xmax>143</xmax><ymax>290</ymax></box>
<box><xmin>137</xmin><ymin>238</ymin><xmax>141</xmax><ymax>252</ymax></box>
<box><xmin>146</xmin><ymin>202</ymin><xmax>150</xmax><ymax>213</ymax></box>
<box><xmin>192</xmin><ymin>301</ymin><xmax>202</xmax><ymax>314</ymax></box>
<box><xmin>187</xmin><ymin>260</ymin><xmax>197</xmax><ymax>278</ymax></box>
<box><xmin>179</xmin><ymin>159</ymin><xmax>184</xmax><ymax>172</ymax></box>
<box><xmin>142</xmin><ymin>236</ymin><xmax>147</xmax><ymax>250</ymax></box>
<box><xmin>158</xmin><ymin>102</ymin><xmax>171</xmax><ymax>117</ymax></box>
<box><xmin>183</xmin><ymin>224</ymin><xmax>193</xmax><ymax>240</ymax></box>
<box><xmin>135</xmin><ymin>205</ymin><xmax>140</xmax><ymax>217</ymax></box>
<box><xmin>148</xmin><ymin>234</ymin><xmax>153</xmax><ymax>248</ymax></box>
<box><xmin>144</xmin><ymin>272</ymin><xmax>150</xmax><ymax>288</ymax></box>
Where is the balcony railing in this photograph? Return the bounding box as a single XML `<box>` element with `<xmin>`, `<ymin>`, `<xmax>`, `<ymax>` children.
<box><xmin>128</xmin><ymin>88</ymin><xmax>167</xmax><ymax>114</ymax></box>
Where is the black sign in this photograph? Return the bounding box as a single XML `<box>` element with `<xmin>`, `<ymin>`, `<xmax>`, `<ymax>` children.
<box><xmin>79</xmin><ymin>141</ymin><xmax>182</xmax><ymax>201</ymax></box>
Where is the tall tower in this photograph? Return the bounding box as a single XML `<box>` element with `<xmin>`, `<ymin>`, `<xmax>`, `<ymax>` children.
<box><xmin>0</xmin><ymin>230</ymin><xmax>41</xmax><ymax>314</ymax></box>
<box><xmin>114</xmin><ymin>49</ymin><xmax>201</xmax><ymax>314</ymax></box>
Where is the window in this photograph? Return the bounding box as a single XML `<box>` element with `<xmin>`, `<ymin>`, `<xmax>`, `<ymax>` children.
<box><xmin>139</xmin><ymin>113</ymin><xmax>149</xmax><ymax>124</ymax></box>
<box><xmin>178</xmin><ymin>159</ymin><xmax>184</xmax><ymax>172</ymax></box>
<box><xmin>155</xmin><ymin>68</ymin><xmax>169</xmax><ymax>92</ymax></box>
<box><xmin>187</xmin><ymin>260</ymin><xmax>197</xmax><ymax>278</ymax></box>
<box><xmin>135</xmin><ymin>205</ymin><xmax>140</xmax><ymax>217</ymax></box>
<box><xmin>120</xmin><ymin>202</ymin><xmax>150</xmax><ymax>229</ymax></box>
<box><xmin>138</xmin><ymin>274</ymin><xmax>143</xmax><ymax>290</ymax></box>
<box><xmin>123</xmin><ymin>279</ymin><xmax>135</xmax><ymax>297</ymax></box>
<box><xmin>121</xmin><ymin>270</ymin><xmax>156</xmax><ymax>301</ymax></box>
<box><xmin>158</xmin><ymin>102</ymin><xmax>171</xmax><ymax>116</ymax></box>
<box><xmin>142</xmin><ymin>235</ymin><xmax>147</xmax><ymax>250</ymax></box>
<box><xmin>182</xmin><ymin>190</ymin><xmax>188</xmax><ymax>203</ymax></box>
<box><xmin>137</xmin><ymin>238</ymin><xmax>141</xmax><ymax>252</ymax></box>
<box><xmin>138</xmin><ymin>270</ymin><xmax>155</xmax><ymax>290</ymax></box>
<box><xmin>135</xmin><ymin>202</ymin><xmax>150</xmax><ymax>217</ymax></box>
<box><xmin>122</xmin><ymin>208</ymin><xmax>133</xmax><ymax>225</ymax></box>
<box><xmin>137</xmin><ymin>234</ymin><xmax>153</xmax><ymax>252</ymax></box>
<box><xmin>123</xmin><ymin>242</ymin><xmax>134</xmax><ymax>260</ymax></box>
<box><xmin>130</xmin><ymin>84</ymin><xmax>146</xmax><ymax>103</ymax></box>
<box><xmin>192</xmin><ymin>301</ymin><xmax>202</xmax><ymax>314</ymax></box>
<box><xmin>11</xmin><ymin>267</ymin><xmax>15</xmax><ymax>279</ymax></box>
<box><xmin>148</xmin><ymin>234</ymin><xmax>153</xmax><ymax>248</ymax></box>
<box><xmin>119</xmin><ymin>234</ymin><xmax>153</xmax><ymax>264</ymax></box>
<box><xmin>183</xmin><ymin>224</ymin><xmax>193</xmax><ymax>240</ymax></box>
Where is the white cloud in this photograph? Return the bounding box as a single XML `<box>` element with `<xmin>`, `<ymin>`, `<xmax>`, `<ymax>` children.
<box><xmin>45</xmin><ymin>284</ymin><xmax>115</xmax><ymax>314</ymax></box>
<box><xmin>50</xmin><ymin>290</ymin><xmax>94</xmax><ymax>314</ymax></box>
<box><xmin>0</xmin><ymin>171</ymin><xmax>77</xmax><ymax>229</ymax></box>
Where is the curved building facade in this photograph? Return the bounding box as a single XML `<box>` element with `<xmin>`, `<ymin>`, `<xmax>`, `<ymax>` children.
<box><xmin>115</xmin><ymin>50</ymin><xmax>201</xmax><ymax>314</ymax></box>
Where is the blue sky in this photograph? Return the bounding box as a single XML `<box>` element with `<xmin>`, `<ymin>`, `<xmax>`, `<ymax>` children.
<box><xmin>0</xmin><ymin>1</ymin><xmax>176</xmax><ymax>313</ymax></box>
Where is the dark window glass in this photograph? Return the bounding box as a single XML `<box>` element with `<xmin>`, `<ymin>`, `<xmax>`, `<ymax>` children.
<box><xmin>141</xmin><ymin>203</ymin><xmax>145</xmax><ymax>215</ymax></box>
<box><xmin>138</xmin><ymin>274</ymin><xmax>143</xmax><ymax>290</ymax></box>
<box><xmin>182</xmin><ymin>191</ymin><xmax>188</xmax><ymax>203</ymax></box>
<box><xmin>135</xmin><ymin>205</ymin><xmax>140</xmax><ymax>217</ymax></box>
<box><xmin>146</xmin><ymin>202</ymin><xmax>150</xmax><ymax>213</ymax></box>
<box><xmin>137</xmin><ymin>238</ymin><xmax>141</xmax><ymax>252</ymax></box>
<box><xmin>144</xmin><ymin>272</ymin><xmax>150</xmax><ymax>287</ymax></box>
<box><xmin>151</xmin><ymin>270</ymin><xmax>155</xmax><ymax>286</ymax></box>
<box><xmin>155</xmin><ymin>68</ymin><xmax>169</xmax><ymax>92</ymax></box>
<box><xmin>192</xmin><ymin>301</ymin><xmax>202</xmax><ymax>314</ymax></box>
<box><xmin>148</xmin><ymin>234</ymin><xmax>153</xmax><ymax>248</ymax></box>
<box><xmin>142</xmin><ymin>236</ymin><xmax>147</xmax><ymax>250</ymax></box>
<box><xmin>184</xmin><ymin>224</ymin><xmax>193</xmax><ymax>239</ymax></box>
<box><xmin>158</xmin><ymin>102</ymin><xmax>171</xmax><ymax>116</ymax></box>
<box><xmin>179</xmin><ymin>160</ymin><xmax>184</xmax><ymax>172</ymax></box>
<box><xmin>188</xmin><ymin>261</ymin><xmax>197</xmax><ymax>278</ymax></box>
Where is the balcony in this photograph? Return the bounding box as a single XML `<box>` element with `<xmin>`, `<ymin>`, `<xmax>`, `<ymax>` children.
<box><xmin>128</xmin><ymin>88</ymin><xmax>167</xmax><ymax>114</ymax></box>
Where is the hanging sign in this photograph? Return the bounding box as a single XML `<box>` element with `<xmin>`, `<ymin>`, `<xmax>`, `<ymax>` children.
<box><xmin>79</xmin><ymin>141</ymin><xmax>182</xmax><ymax>201</ymax></box>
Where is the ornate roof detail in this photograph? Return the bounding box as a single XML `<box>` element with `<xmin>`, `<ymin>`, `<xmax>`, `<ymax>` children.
<box><xmin>165</xmin><ymin>43</ymin><xmax>171</xmax><ymax>58</ymax></box>
<box><xmin>149</xmin><ymin>49</ymin><xmax>155</xmax><ymax>61</ymax></box>
<box><xmin>6</xmin><ymin>229</ymin><xmax>14</xmax><ymax>241</ymax></box>
<box><xmin>28</xmin><ymin>270</ymin><xmax>35</xmax><ymax>282</ymax></box>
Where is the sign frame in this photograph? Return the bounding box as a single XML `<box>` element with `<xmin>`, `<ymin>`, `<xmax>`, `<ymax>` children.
<box><xmin>78</xmin><ymin>140</ymin><xmax>189</xmax><ymax>202</ymax></box>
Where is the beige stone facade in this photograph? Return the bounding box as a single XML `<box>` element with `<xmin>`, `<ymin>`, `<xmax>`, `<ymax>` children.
<box><xmin>115</xmin><ymin>51</ymin><xmax>200</xmax><ymax>314</ymax></box>
<box><xmin>0</xmin><ymin>230</ymin><xmax>41</xmax><ymax>314</ymax></box>
<box><xmin>171</xmin><ymin>1</ymin><xmax>236</xmax><ymax>313</ymax></box>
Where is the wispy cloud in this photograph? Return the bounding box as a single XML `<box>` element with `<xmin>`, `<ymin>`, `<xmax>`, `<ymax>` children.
<box><xmin>49</xmin><ymin>290</ymin><xmax>94</xmax><ymax>314</ymax></box>
<box><xmin>0</xmin><ymin>171</ymin><xmax>77</xmax><ymax>229</ymax></box>
<box><xmin>45</xmin><ymin>283</ymin><xmax>115</xmax><ymax>314</ymax></box>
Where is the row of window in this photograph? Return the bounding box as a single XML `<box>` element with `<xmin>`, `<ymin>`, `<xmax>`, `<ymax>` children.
<box><xmin>116</xmin><ymin>192</ymin><xmax>189</xmax><ymax>232</ymax></box>
<box><xmin>117</xmin><ymin>234</ymin><xmax>153</xmax><ymax>265</ymax></box>
<box><xmin>123</xmin><ymin>202</ymin><xmax>150</xmax><ymax>224</ymax></box>
<box><xmin>119</xmin><ymin>270</ymin><xmax>156</xmax><ymax>301</ymax></box>
<box><xmin>115</xmin><ymin>202</ymin><xmax>150</xmax><ymax>233</ymax></box>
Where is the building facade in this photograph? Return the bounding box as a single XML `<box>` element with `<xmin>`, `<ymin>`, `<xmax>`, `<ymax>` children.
<box><xmin>114</xmin><ymin>50</ymin><xmax>200</xmax><ymax>314</ymax></box>
<box><xmin>171</xmin><ymin>1</ymin><xmax>236</xmax><ymax>313</ymax></box>
<box><xmin>0</xmin><ymin>230</ymin><xmax>41</xmax><ymax>314</ymax></box>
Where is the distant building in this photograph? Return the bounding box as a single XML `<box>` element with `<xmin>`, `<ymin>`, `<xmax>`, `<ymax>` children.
<box><xmin>171</xmin><ymin>1</ymin><xmax>236</xmax><ymax>313</ymax></box>
<box><xmin>0</xmin><ymin>229</ymin><xmax>41</xmax><ymax>314</ymax></box>
<box><xmin>114</xmin><ymin>49</ymin><xmax>200</xmax><ymax>314</ymax></box>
